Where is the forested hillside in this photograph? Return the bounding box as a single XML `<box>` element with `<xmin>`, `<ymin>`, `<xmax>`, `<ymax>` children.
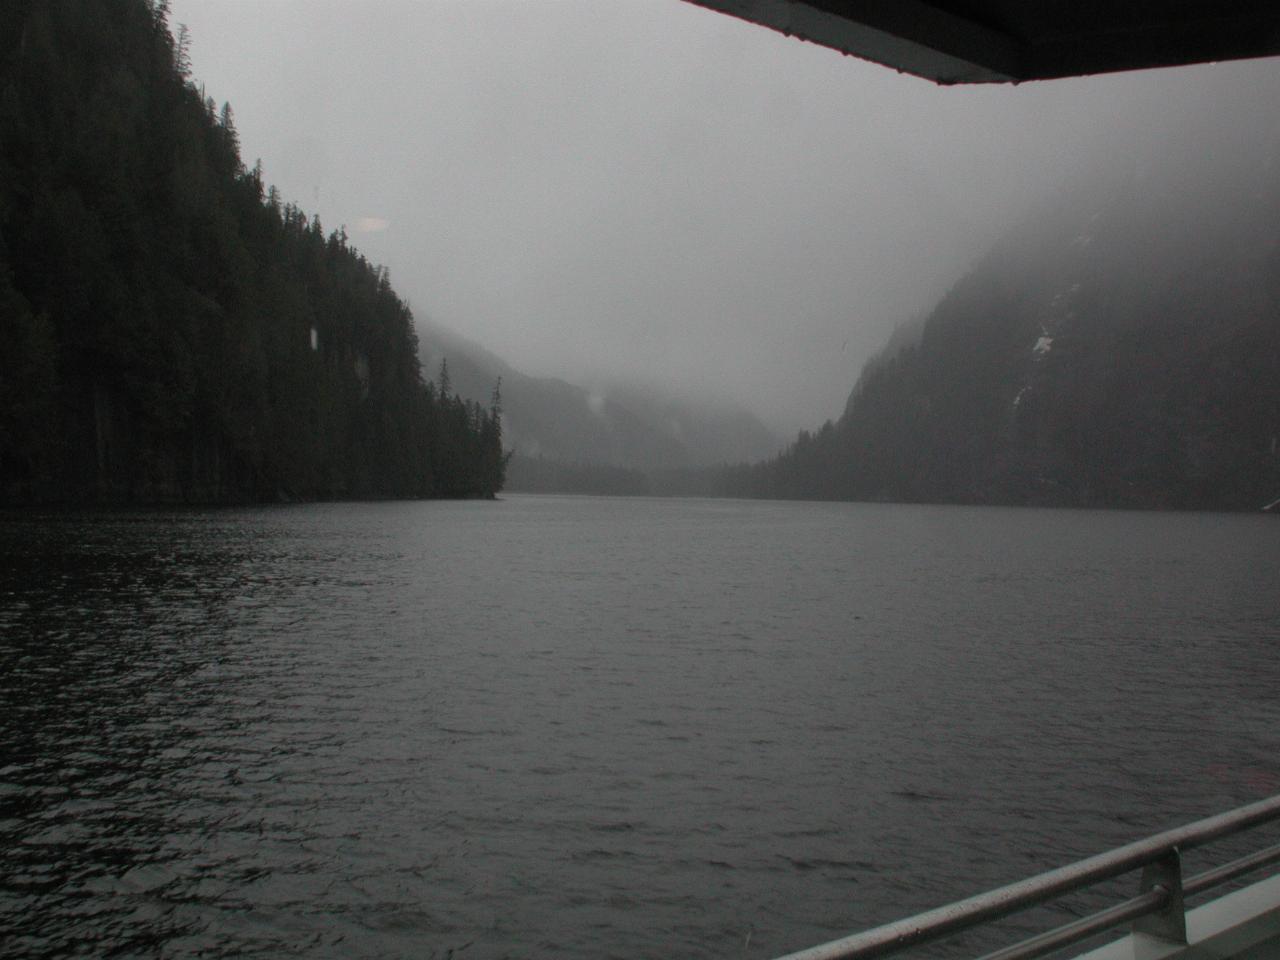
<box><xmin>0</xmin><ymin>0</ymin><xmax>505</xmax><ymax>503</ymax></box>
<box><xmin>415</xmin><ymin>318</ymin><xmax>779</xmax><ymax>494</ymax></box>
<box><xmin>726</xmin><ymin>121</ymin><xmax>1280</xmax><ymax>511</ymax></box>
<box><xmin>418</xmin><ymin>318</ymin><xmax>779</xmax><ymax>475</ymax></box>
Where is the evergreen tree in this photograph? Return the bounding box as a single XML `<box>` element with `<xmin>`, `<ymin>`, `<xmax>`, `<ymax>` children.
<box><xmin>0</xmin><ymin>0</ymin><xmax>504</xmax><ymax>503</ymax></box>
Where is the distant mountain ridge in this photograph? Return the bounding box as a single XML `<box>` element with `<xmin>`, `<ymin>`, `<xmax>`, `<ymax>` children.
<box><xmin>727</xmin><ymin>125</ymin><xmax>1280</xmax><ymax>511</ymax></box>
<box><xmin>416</xmin><ymin>319</ymin><xmax>780</xmax><ymax>472</ymax></box>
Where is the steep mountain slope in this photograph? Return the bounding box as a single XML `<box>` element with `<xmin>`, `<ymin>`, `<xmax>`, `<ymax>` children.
<box><xmin>417</xmin><ymin>319</ymin><xmax>779</xmax><ymax>471</ymax></box>
<box><xmin>0</xmin><ymin>0</ymin><xmax>503</xmax><ymax>502</ymax></box>
<box><xmin>730</xmin><ymin>129</ymin><xmax>1280</xmax><ymax>510</ymax></box>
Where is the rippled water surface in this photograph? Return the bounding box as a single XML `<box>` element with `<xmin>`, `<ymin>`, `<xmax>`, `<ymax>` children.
<box><xmin>2</xmin><ymin>496</ymin><xmax>1279</xmax><ymax>958</ymax></box>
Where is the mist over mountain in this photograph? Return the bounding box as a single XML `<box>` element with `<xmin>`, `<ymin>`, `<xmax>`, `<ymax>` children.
<box><xmin>416</xmin><ymin>318</ymin><xmax>780</xmax><ymax>478</ymax></box>
<box><xmin>726</xmin><ymin>116</ymin><xmax>1280</xmax><ymax>511</ymax></box>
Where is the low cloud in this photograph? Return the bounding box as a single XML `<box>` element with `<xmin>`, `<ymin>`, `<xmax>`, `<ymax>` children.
<box><xmin>171</xmin><ymin>0</ymin><xmax>1280</xmax><ymax>433</ymax></box>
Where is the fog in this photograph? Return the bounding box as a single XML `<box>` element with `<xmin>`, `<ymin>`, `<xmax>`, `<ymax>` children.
<box><xmin>170</xmin><ymin>0</ymin><xmax>1280</xmax><ymax>433</ymax></box>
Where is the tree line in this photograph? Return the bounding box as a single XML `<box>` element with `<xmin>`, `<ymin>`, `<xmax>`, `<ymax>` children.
<box><xmin>0</xmin><ymin>0</ymin><xmax>505</xmax><ymax>503</ymax></box>
<box><xmin>717</xmin><ymin>160</ymin><xmax>1280</xmax><ymax>511</ymax></box>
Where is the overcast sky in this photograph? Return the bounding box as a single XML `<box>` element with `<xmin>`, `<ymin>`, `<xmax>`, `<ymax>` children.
<box><xmin>168</xmin><ymin>0</ymin><xmax>1280</xmax><ymax>432</ymax></box>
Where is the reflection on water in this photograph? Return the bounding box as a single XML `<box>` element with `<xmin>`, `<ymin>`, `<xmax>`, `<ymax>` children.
<box><xmin>2</xmin><ymin>498</ymin><xmax>1279</xmax><ymax>958</ymax></box>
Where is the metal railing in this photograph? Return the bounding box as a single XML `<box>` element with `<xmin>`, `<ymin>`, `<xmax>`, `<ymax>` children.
<box><xmin>775</xmin><ymin>793</ymin><xmax>1280</xmax><ymax>960</ymax></box>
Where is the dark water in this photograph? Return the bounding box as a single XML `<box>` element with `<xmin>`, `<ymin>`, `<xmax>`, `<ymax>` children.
<box><xmin>2</xmin><ymin>496</ymin><xmax>1278</xmax><ymax>959</ymax></box>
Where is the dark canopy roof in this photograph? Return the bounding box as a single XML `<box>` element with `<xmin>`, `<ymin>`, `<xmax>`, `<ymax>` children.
<box><xmin>685</xmin><ymin>1</ymin><xmax>1280</xmax><ymax>83</ymax></box>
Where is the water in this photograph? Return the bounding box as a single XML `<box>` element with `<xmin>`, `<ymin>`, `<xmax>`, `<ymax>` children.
<box><xmin>2</xmin><ymin>496</ymin><xmax>1278</xmax><ymax>959</ymax></box>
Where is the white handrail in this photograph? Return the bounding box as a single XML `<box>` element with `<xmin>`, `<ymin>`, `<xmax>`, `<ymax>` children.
<box><xmin>774</xmin><ymin>793</ymin><xmax>1280</xmax><ymax>960</ymax></box>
